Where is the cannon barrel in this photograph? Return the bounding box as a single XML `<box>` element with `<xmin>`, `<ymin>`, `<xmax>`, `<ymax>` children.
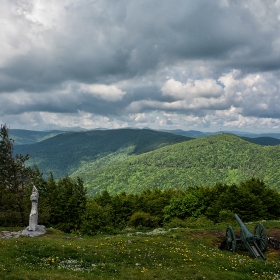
<box><xmin>234</xmin><ymin>214</ymin><xmax>255</xmax><ymax>243</ymax></box>
<box><xmin>234</xmin><ymin>214</ymin><xmax>266</xmax><ymax>259</ymax></box>
<box><xmin>223</xmin><ymin>214</ymin><xmax>267</xmax><ymax>260</ymax></box>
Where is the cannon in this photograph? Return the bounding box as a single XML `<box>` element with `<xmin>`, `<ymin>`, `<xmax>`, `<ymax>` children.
<box><xmin>224</xmin><ymin>214</ymin><xmax>268</xmax><ymax>260</ymax></box>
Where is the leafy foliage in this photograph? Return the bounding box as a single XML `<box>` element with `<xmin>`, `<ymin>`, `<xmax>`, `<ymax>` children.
<box><xmin>81</xmin><ymin>200</ymin><xmax>114</xmax><ymax>235</ymax></box>
<box><xmin>202</xmin><ymin>178</ymin><xmax>280</xmax><ymax>222</ymax></box>
<box><xmin>46</xmin><ymin>174</ymin><xmax>87</xmax><ymax>233</ymax></box>
<box><xmin>0</xmin><ymin>125</ymin><xmax>87</xmax><ymax>230</ymax></box>
<box><xmin>77</xmin><ymin>178</ymin><xmax>280</xmax><ymax>235</ymax></box>
<box><xmin>163</xmin><ymin>190</ymin><xmax>205</xmax><ymax>222</ymax></box>
<box><xmin>0</xmin><ymin>124</ymin><xmax>44</xmax><ymax>225</ymax></box>
<box><xmin>128</xmin><ymin>211</ymin><xmax>160</xmax><ymax>229</ymax></box>
<box><xmin>85</xmin><ymin>134</ymin><xmax>280</xmax><ymax>196</ymax></box>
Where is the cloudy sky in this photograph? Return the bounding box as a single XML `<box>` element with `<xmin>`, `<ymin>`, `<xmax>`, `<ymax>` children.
<box><xmin>1</xmin><ymin>0</ymin><xmax>280</xmax><ymax>132</ymax></box>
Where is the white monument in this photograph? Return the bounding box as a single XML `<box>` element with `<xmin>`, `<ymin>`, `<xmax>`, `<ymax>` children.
<box><xmin>22</xmin><ymin>186</ymin><xmax>46</xmax><ymax>237</ymax></box>
<box><xmin>29</xmin><ymin>186</ymin><xmax>39</xmax><ymax>231</ymax></box>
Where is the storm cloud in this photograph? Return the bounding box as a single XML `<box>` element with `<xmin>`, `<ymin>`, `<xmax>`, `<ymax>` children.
<box><xmin>1</xmin><ymin>0</ymin><xmax>280</xmax><ymax>132</ymax></box>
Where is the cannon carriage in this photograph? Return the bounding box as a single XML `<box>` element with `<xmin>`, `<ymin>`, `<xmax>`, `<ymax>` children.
<box><xmin>224</xmin><ymin>214</ymin><xmax>268</xmax><ymax>260</ymax></box>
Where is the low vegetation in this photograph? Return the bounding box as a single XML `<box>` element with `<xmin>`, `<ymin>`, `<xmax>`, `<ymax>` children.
<box><xmin>1</xmin><ymin>221</ymin><xmax>280</xmax><ymax>280</ymax></box>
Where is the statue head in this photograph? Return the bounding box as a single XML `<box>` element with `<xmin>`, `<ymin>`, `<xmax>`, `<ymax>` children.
<box><xmin>30</xmin><ymin>186</ymin><xmax>39</xmax><ymax>202</ymax></box>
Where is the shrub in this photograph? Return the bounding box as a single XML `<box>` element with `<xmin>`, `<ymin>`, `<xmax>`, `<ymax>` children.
<box><xmin>185</xmin><ymin>215</ymin><xmax>214</xmax><ymax>228</ymax></box>
<box><xmin>163</xmin><ymin>192</ymin><xmax>205</xmax><ymax>222</ymax></box>
<box><xmin>218</xmin><ymin>210</ymin><xmax>235</xmax><ymax>223</ymax></box>
<box><xmin>81</xmin><ymin>201</ymin><xmax>114</xmax><ymax>235</ymax></box>
<box><xmin>128</xmin><ymin>211</ymin><xmax>160</xmax><ymax>229</ymax></box>
<box><xmin>164</xmin><ymin>217</ymin><xmax>188</xmax><ymax>229</ymax></box>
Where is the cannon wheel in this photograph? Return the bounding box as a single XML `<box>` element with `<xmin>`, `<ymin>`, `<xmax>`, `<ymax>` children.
<box><xmin>226</xmin><ymin>226</ymin><xmax>236</xmax><ymax>253</ymax></box>
<box><xmin>254</xmin><ymin>223</ymin><xmax>268</xmax><ymax>252</ymax></box>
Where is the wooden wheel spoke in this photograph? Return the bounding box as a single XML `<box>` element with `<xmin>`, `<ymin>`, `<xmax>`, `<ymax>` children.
<box><xmin>254</xmin><ymin>223</ymin><xmax>268</xmax><ymax>252</ymax></box>
<box><xmin>226</xmin><ymin>226</ymin><xmax>236</xmax><ymax>253</ymax></box>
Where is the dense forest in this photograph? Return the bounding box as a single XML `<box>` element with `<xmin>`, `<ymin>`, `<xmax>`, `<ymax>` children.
<box><xmin>2</xmin><ymin>124</ymin><xmax>280</xmax><ymax>235</ymax></box>
<box><xmin>85</xmin><ymin>134</ymin><xmax>280</xmax><ymax>196</ymax></box>
<box><xmin>14</xmin><ymin>129</ymin><xmax>190</xmax><ymax>179</ymax></box>
<box><xmin>12</xmin><ymin>129</ymin><xmax>280</xmax><ymax>196</ymax></box>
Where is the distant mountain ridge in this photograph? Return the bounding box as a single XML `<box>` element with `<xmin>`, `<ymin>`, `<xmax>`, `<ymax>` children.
<box><xmin>160</xmin><ymin>129</ymin><xmax>280</xmax><ymax>139</ymax></box>
<box><xmin>9</xmin><ymin>129</ymin><xmax>65</xmax><ymax>145</ymax></box>
<box><xmin>14</xmin><ymin>128</ymin><xmax>191</xmax><ymax>179</ymax></box>
<box><xmin>241</xmin><ymin>136</ymin><xmax>280</xmax><ymax>146</ymax></box>
<box><xmin>10</xmin><ymin>128</ymin><xmax>280</xmax><ymax>146</ymax></box>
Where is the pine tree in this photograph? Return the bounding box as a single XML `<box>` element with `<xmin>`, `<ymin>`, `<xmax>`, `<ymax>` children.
<box><xmin>48</xmin><ymin>175</ymin><xmax>87</xmax><ymax>232</ymax></box>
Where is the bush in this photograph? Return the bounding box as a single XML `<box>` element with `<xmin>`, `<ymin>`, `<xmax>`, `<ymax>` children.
<box><xmin>81</xmin><ymin>201</ymin><xmax>114</xmax><ymax>235</ymax></box>
<box><xmin>218</xmin><ymin>210</ymin><xmax>235</xmax><ymax>223</ymax></box>
<box><xmin>164</xmin><ymin>217</ymin><xmax>188</xmax><ymax>229</ymax></box>
<box><xmin>163</xmin><ymin>192</ymin><xmax>205</xmax><ymax>222</ymax></box>
<box><xmin>185</xmin><ymin>215</ymin><xmax>214</xmax><ymax>228</ymax></box>
<box><xmin>128</xmin><ymin>211</ymin><xmax>160</xmax><ymax>229</ymax></box>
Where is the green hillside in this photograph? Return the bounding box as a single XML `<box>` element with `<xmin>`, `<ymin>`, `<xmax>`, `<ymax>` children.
<box><xmin>9</xmin><ymin>129</ymin><xmax>65</xmax><ymax>145</ymax></box>
<box><xmin>85</xmin><ymin>134</ymin><xmax>280</xmax><ymax>196</ymax></box>
<box><xmin>14</xmin><ymin>129</ymin><xmax>191</xmax><ymax>178</ymax></box>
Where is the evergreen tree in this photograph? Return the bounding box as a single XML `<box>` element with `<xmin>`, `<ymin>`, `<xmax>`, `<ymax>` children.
<box><xmin>48</xmin><ymin>175</ymin><xmax>87</xmax><ymax>232</ymax></box>
<box><xmin>0</xmin><ymin>124</ymin><xmax>44</xmax><ymax>225</ymax></box>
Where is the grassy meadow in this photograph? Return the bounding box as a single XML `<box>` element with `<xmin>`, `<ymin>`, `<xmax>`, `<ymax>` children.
<box><xmin>1</xmin><ymin>221</ymin><xmax>280</xmax><ymax>280</ymax></box>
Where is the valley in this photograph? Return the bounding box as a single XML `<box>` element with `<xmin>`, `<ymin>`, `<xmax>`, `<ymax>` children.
<box><xmin>11</xmin><ymin>128</ymin><xmax>280</xmax><ymax>196</ymax></box>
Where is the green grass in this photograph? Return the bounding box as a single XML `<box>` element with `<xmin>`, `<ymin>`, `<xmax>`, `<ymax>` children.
<box><xmin>1</xmin><ymin>222</ymin><xmax>280</xmax><ymax>279</ymax></box>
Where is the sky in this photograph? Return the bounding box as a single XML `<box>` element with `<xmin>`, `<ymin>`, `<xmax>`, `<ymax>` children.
<box><xmin>1</xmin><ymin>0</ymin><xmax>280</xmax><ymax>132</ymax></box>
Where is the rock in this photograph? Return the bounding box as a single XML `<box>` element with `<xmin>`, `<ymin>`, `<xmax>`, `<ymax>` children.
<box><xmin>0</xmin><ymin>230</ymin><xmax>23</xmax><ymax>239</ymax></box>
<box><xmin>22</xmin><ymin>225</ymin><xmax>46</xmax><ymax>237</ymax></box>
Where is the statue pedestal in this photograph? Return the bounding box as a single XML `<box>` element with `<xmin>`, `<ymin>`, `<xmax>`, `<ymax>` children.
<box><xmin>21</xmin><ymin>225</ymin><xmax>46</xmax><ymax>237</ymax></box>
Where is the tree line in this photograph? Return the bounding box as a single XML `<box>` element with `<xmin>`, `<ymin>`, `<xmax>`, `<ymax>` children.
<box><xmin>1</xmin><ymin>124</ymin><xmax>280</xmax><ymax>234</ymax></box>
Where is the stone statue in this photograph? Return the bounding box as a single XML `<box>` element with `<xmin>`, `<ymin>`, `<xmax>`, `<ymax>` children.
<box><xmin>21</xmin><ymin>186</ymin><xmax>46</xmax><ymax>237</ymax></box>
<box><xmin>29</xmin><ymin>186</ymin><xmax>39</xmax><ymax>231</ymax></box>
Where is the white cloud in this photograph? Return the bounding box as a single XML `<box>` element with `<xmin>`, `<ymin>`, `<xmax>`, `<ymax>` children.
<box><xmin>78</xmin><ymin>83</ymin><xmax>126</xmax><ymax>101</ymax></box>
<box><xmin>1</xmin><ymin>0</ymin><xmax>280</xmax><ymax>132</ymax></box>
<box><xmin>158</xmin><ymin>76</ymin><xmax>236</xmax><ymax>111</ymax></box>
<box><xmin>161</xmin><ymin>78</ymin><xmax>223</xmax><ymax>99</ymax></box>
<box><xmin>134</xmin><ymin>113</ymin><xmax>147</xmax><ymax>123</ymax></box>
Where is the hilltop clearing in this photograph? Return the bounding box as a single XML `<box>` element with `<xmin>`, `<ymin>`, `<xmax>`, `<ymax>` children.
<box><xmin>1</xmin><ymin>222</ymin><xmax>280</xmax><ymax>280</ymax></box>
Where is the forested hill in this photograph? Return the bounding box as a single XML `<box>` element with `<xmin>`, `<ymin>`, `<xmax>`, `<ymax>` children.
<box><xmin>85</xmin><ymin>133</ymin><xmax>280</xmax><ymax>196</ymax></box>
<box><xmin>9</xmin><ymin>129</ymin><xmax>65</xmax><ymax>145</ymax></box>
<box><xmin>14</xmin><ymin>129</ymin><xmax>191</xmax><ymax>179</ymax></box>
